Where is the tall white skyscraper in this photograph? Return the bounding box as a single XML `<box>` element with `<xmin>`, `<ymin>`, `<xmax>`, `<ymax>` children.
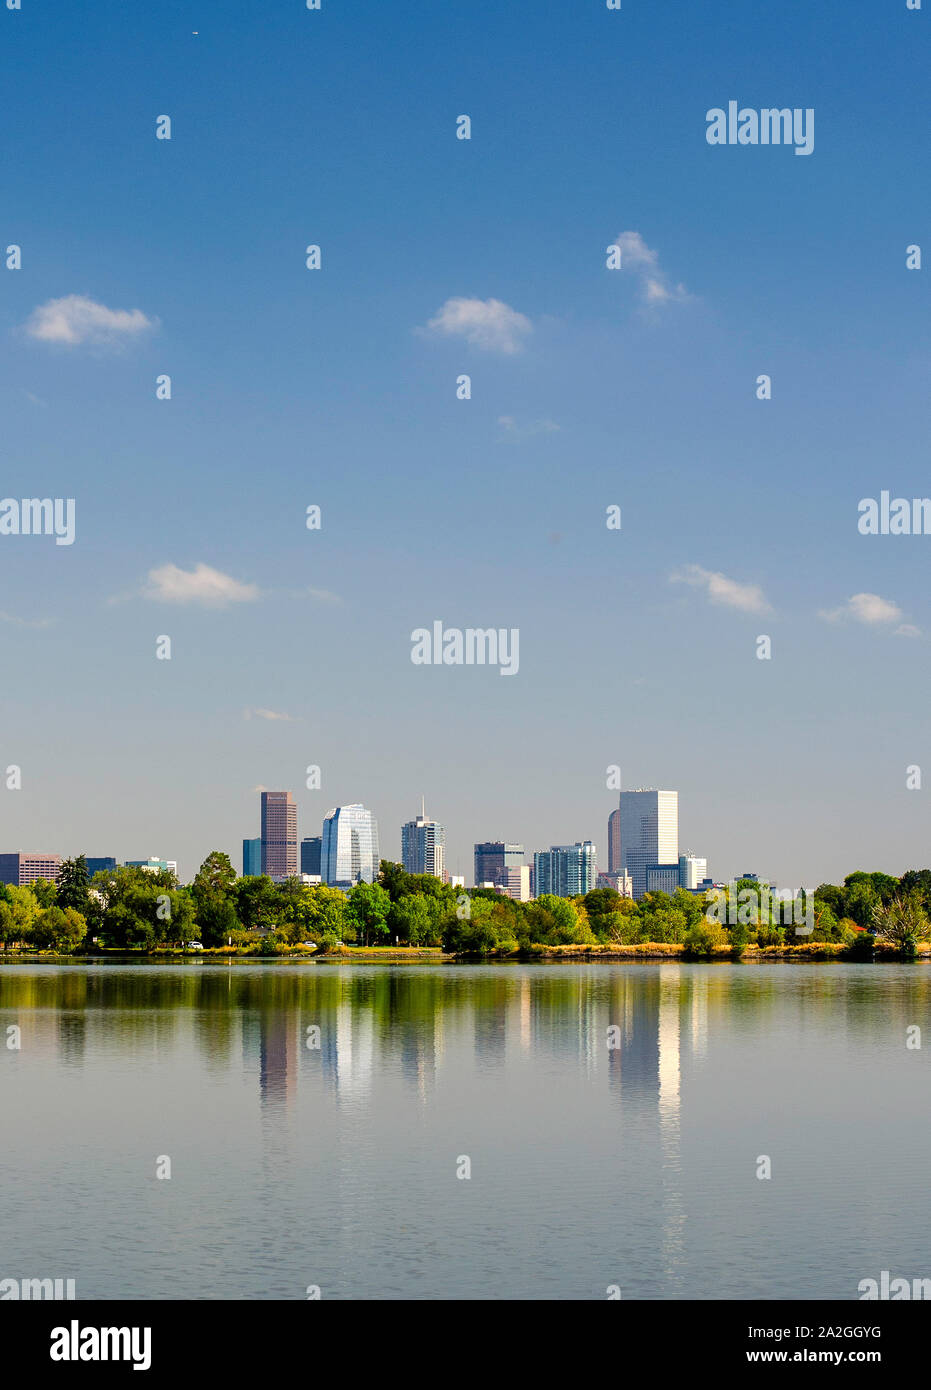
<box><xmin>679</xmin><ymin>853</ymin><xmax>708</xmax><ymax>890</ymax></box>
<box><xmin>401</xmin><ymin>803</ymin><xmax>445</xmax><ymax>880</ymax></box>
<box><xmin>619</xmin><ymin>790</ymin><xmax>678</xmax><ymax>899</ymax></box>
<box><xmin>321</xmin><ymin>804</ymin><xmax>379</xmax><ymax>888</ymax></box>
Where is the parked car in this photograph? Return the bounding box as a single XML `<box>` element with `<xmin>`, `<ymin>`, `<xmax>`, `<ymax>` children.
<box><xmin>185</xmin><ymin>941</ymin><xmax>204</xmax><ymax>951</ymax></box>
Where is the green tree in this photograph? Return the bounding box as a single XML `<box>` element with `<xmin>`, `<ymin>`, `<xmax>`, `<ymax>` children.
<box><xmin>345</xmin><ymin>881</ymin><xmax>391</xmax><ymax>946</ymax></box>
<box><xmin>637</xmin><ymin>890</ymin><xmax>697</xmax><ymax>943</ymax></box>
<box><xmin>195</xmin><ymin>895</ymin><xmax>239</xmax><ymax>947</ymax></box>
<box><xmin>871</xmin><ymin>894</ymin><xmax>930</xmax><ymax>956</ymax></box>
<box><xmin>274</xmin><ymin>877</ymin><xmax>320</xmax><ymax>942</ymax></box>
<box><xmin>303</xmin><ymin>885</ymin><xmax>347</xmax><ymax>940</ymax></box>
<box><xmin>29</xmin><ymin>877</ymin><xmax>58</xmax><ymax>909</ymax></box>
<box><xmin>523</xmin><ymin>894</ymin><xmax>581</xmax><ymax>944</ymax></box>
<box><xmin>583</xmin><ymin>887</ymin><xmax>622</xmax><ymax>918</ymax></box>
<box><xmin>899</xmin><ymin>869</ymin><xmax>931</xmax><ymax>916</ymax></box>
<box><xmin>234</xmin><ymin>876</ymin><xmax>280</xmax><ymax>933</ymax></box>
<box><xmin>683</xmin><ymin>920</ymin><xmax>726</xmax><ymax>958</ymax></box>
<box><xmin>0</xmin><ymin>886</ymin><xmax>40</xmax><ymax>946</ymax></box>
<box><xmin>192</xmin><ymin>852</ymin><xmax>240</xmax><ymax>946</ymax></box>
<box><xmin>57</xmin><ymin>855</ymin><xmax>90</xmax><ymax>916</ymax></box>
<box><xmin>160</xmin><ymin>890</ymin><xmax>197</xmax><ymax>948</ymax></box>
<box><xmin>846</xmin><ymin>870</ymin><xmax>899</xmax><ymax>905</ymax></box>
<box><xmin>378</xmin><ymin>860</ymin><xmax>410</xmax><ymax>902</ymax></box>
<box><xmin>93</xmin><ymin>866</ymin><xmax>176</xmax><ymax>948</ymax></box>
<box><xmin>31</xmin><ymin>905</ymin><xmax>88</xmax><ymax>953</ymax></box>
<box><xmin>844</xmin><ymin>881</ymin><xmax>880</xmax><ymax>928</ymax></box>
<box><xmin>193</xmin><ymin>851</ymin><xmax>237</xmax><ymax>896</ymax></box>
<box><xmin>388</xmin><ymin>894</ymin><xmax>434</xmax><ymax>945</ymax></box>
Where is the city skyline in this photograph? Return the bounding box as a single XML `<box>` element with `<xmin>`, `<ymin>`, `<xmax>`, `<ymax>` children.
<box><xmin>0</xmin><ymin>783</ymin><xmax>814</xmax><ymax>899</ymax></box>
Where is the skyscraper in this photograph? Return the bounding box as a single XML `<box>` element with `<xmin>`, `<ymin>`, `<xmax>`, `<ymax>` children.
<box><xmin>0</xmin><ymin>852</ymin><xmax>62</xmax><ymax>886</ymax></box>
<box><xmin>679</xmin><ymin>853</ymin><xmax>708</xmax><ymax>890</ymax></box>
<box><xmin>401</xmin><ymin>803</ymin><xmax>445</xmax><ymax>879</ymax></box>
<box><xmin>321</xmin><ymin>804</ymin><xmax>379</xmax><ymax>888</ymax></box>
<box><xmin>618</xmin><ymin>790</ymin><xmax>678</xmax><ymax>899</ymax></box>
<box><xmin>243</xmin><ymin>838</ymin><xmax>262</xmax><ymax>877</ymax></box>
<box><xmin>473</xmin><ymin>842</ymin><xmax>525</xmax><ymax>887</ymax></box>
<box><xmin>300</xmin><ymin>836</ymin><xmax>322</xmax><ymax>876</ymax></box>
<box><xmin>260</xmin><ymin>791</ymin><xmax>298</xmax><ymax>879</ymax></box>
<box><xmin>532</xmin><ymin>842</ymin><xmax>596</xmax><ymax>897</ymax></box>
<box><xmin>499</xmin><ymin>865</ymin><xmax>531</xmax><ymax>902</ymax></box>
<box><xmin>608</xmin><ymin>808</ymin><xmax>622</xmax><ymax>874</ymax></box>
<box><xmin>85</xmin><ymin>857</ymin><xmax>117</xmax><ymax>879</ymax></box>
<box><xmin>646</xmin><ymin>864</ymin><xmax>681</xmax><ymax>896</ymax></box>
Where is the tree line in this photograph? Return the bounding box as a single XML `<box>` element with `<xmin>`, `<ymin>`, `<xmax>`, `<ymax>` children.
<box><xmin>1</xmin><ymin>857</ymin><xmax>929</xmax><ymax>958</ymax></box>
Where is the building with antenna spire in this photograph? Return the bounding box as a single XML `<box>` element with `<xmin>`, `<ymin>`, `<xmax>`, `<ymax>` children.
<box><xmin>401</xmin><ymin>803</ymin><xmax>446</xmax><ymax>881</ymax></box>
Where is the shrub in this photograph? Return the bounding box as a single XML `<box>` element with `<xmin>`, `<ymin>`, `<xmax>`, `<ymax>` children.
<box><xmin>682</xmin><ymin>921</ymin><xmax>726</xmax><ymax>958</ymax></box>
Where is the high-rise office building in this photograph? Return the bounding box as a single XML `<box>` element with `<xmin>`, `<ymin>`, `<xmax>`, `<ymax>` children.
<box><xmin>261</xmin><ymin>791</ymin><xmax>298</xmax><ymax>879</ymax></box>
<box><xmin>618</xmin><ymin>789</ymin><xmax>678</xmax><ymax>899</ymax></box>
<box><xmin>499</xmin><ymin>865</ymin><xmax>531</xmax><ymax>902</ymax></box>
<box><xmin>243</xmin><ymin>838</ymin><xmax>262</xmax><ymax>877</ymax></box>
<box><xmin>0</xmin><ymin>852</ymin><xmax>62</xmax><ymax>886</ymax></box>
<box><xmin>646</xmin><ymin>864</ymin><xmax>681</xmax><ymax>896</ymax></box>
<box><xmin>321</xmin><ymin>804</ymin><xmax>379</xmax><ymax>889</ymax></box>
<box><xmin>401</xmin><ymin>805</ymin><xmax>445</xmax><ymax>879</ymax></box>
<box><xmin>85</xmin><ymin>857</ymin><xmax>117</xmax><ymax>879</ymax></box>
<box><xmin>125</xmin><ymin>858</ymin><xmax>178</xmax><ymax>876</ymax></box>
<box><xmin>533</xmin><ymin>842</ymin><xmax>596</xmax><ymax>898</ymax></box>
<box><xmin>608</xmin><ymin>809</ymin><xmax>622</xmax><ymax>874</ymax></box>
<box><xmin>679</xmin><ymin>853</ymin><xmax>708</xmax><ymax>891</ymax></box>
<box><xmin>300</xmin><ymin>836</ymin><xmax>322</xmax><ymax>877</ymax></box>
<box><xmin>473</xmin><ymin>842</ymin><xmax>525</xmax><ymax>887</ymax></box>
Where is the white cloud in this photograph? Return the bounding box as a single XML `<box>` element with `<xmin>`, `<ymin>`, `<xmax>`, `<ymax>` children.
<box><xmin>895</xmin><ymin>624</ymin><xmax>922</xmax><ymax>638</ymax></box>
<box><xmin>615</xmin><ymin>231</ymin><xmax>659</xmax><ymax>270</ymax></box>
<box><xmin>0</xmin><ymin>610</ymin><xmax>54</xmax><ymax>629</ymax></box>
<box><xmin>614</xmin><ymin>230</ymin><xmax>690</xmax><ymax>306</ymax></box>
<box><xmin>498</xmin><ymin>415</ymin><xmax>560</xmax><ymax>440</ymax></box>
<box><xmin>819</xmin><ymin>593</ymin><xmax>903</xmax><ymax>626</ymax></box>
<box><xmin>143</xmin><ymin>563</ymin><xmax>259</xmax><ymax>607</ymax></box>
<box><xmin>244</xmin><ymin>708</ymin><xmax>296</xmax><ymax>722</ymax></box>
<box><xmin>643</xmin><ymin>276</ymin><xmax>689</xmax><ymax>304</ymax></box>
<box><xmin>424</xmin><ymin>297</ymin><xmax>531</xmax><ymax>354</ymax></box>
<box><xmin>24</xmin><ymin>295</ymin><xmax>156</xmax><ymax>347</ymax></box>
<box><xmin>671</xmin><ymin>564</ymin><xmax>771</xmax><ymax>615</ymax></box>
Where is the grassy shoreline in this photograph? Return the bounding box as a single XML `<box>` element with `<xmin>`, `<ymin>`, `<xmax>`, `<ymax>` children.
<box><xmin>1</xmin><ymin>942</ymin><xmax>927</xmax><ymax>964</ymax></box>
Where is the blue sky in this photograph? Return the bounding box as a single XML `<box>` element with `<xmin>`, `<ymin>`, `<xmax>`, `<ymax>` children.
<box><xmin>1</xmin><ymin>0</ymin><xmax>929</xmax><ymax>885</ymax></box>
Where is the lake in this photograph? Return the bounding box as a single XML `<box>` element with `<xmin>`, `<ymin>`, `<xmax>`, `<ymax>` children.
<box><xmin>0</xmin><ymin>960</ymin><xmax>926</xmax><ymax>1300</ymax></box>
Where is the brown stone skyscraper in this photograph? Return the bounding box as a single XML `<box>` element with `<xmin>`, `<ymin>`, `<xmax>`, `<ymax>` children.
<box><xmin>260</xmin><ymin>791</ymin><xmax>297</xmax><ymax>879</ymax></box>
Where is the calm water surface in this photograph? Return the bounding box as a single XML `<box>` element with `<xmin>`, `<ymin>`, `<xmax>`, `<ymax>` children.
<box><xmin>0</xmin><ymin>961</ymin><xmax>927</xmax><ymax>1300</ymax></box>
